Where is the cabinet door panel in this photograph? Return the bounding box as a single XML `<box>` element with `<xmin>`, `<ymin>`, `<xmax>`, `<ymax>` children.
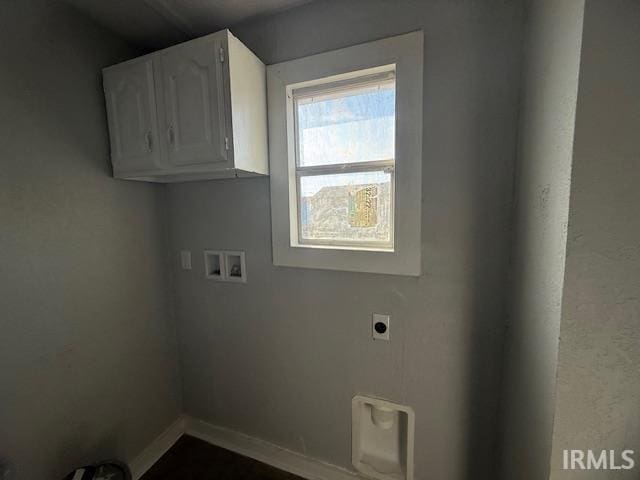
<box><xmin>103</xmin><ymin>59</ymin><xmax>161</xmax><ymax>173</ymax></box>
<box><xmin>161</xmin><ymin>39</ymin><xmax>228</xmax><ymax>167</ymax></box>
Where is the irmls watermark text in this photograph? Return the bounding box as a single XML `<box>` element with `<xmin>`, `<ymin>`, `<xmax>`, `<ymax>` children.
<box><xmin>563</xmin><ymin>450</ymin><xmax>635</xmax><ymax>470</ymax></box>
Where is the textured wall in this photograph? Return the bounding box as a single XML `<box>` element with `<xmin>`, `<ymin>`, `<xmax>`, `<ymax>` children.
<box><xmin>167</xmin><ymin>1</ymin><xmax>524</xmax><ymax>479</ymax></box>
<box><xmin>549</xmin><ymin>1</ymin><xmax>640</xmax><ymax>478</ymax></box>
<box><xmin>0</xmin><ymin>1</ymin><xmax>181</xmax><ymax>478</ymax></box>
<box><xmin>498</xmin><ymin>1</ymin><xmax>584</xmax><ymax>479</ymax></box>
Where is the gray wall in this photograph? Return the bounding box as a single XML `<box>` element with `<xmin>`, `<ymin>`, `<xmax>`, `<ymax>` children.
<box><xmin>0</xmin><ymin>1</ymin><xmax>181</xmax><ymax>478</ymax></box>
<box><xmin>549</xmin><ymin>1</ymin><xmax>640</xmax><ymax>478</ymax></box>
<box><xmin>168</xmin><ymin>1</ymin><xmax>524</xmax><ymax>479</ymax></box>
<box><xmin>498</xmin><ymin>1</ymin><xmax>584</xmax><ymax>479</ymax></box>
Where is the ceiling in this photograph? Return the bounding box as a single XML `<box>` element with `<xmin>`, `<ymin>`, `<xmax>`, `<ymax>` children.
<box><xmin>63</xmin><ymin>0</ymin><xmax>314</xmax><ymax>50</ymax></box>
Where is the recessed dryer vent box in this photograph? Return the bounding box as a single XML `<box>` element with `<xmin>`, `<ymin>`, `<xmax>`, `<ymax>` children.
<box><xmin>352</xmin><ymin>395</ymin><xmax>415</xmax><ymax>480</ymax></box>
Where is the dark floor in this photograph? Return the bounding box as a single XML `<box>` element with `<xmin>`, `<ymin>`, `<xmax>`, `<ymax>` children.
<box><xmin>140</xmin><ymin>435</ymin><xmax>304</xmax><ymax>479</ymax></box>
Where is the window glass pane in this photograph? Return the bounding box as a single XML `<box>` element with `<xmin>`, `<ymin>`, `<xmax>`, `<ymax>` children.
<box><xmin>296</xmin><ymin>81</ymin><xmax>395</xmax><ymax>167</ymax></box>
<box><xmin>299</xmin><ymin>171</ymin><xmax>392</xmax><ymax>246</ymax></box>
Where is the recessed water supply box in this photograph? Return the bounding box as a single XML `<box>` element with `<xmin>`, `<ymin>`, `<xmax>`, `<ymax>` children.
<box><xmin>204</xmin><ymin>250</ymin><xmax>225</xmax><ymax>280</ymax></box>
<box><xmin>224</xmin><ymin>251</ymin><xmax>246</xmax><ymax>283</ymax></box>
<box><xmin>352</xmin><ymin>395</ymin><xmax>415</xmax><ymax>480</ymax></box>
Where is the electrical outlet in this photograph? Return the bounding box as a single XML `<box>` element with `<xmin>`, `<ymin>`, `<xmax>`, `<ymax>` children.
<box><xmin>372</xmin><ymin>313</ymin><xmax>390</xmax><ymax>341</ymax></box>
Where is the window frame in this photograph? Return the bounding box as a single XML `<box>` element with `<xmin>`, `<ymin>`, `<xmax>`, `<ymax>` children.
<box><xmin>267</xmin><ymin>31</ymin><xmax>423</xmax><ymax>276</ymax></box>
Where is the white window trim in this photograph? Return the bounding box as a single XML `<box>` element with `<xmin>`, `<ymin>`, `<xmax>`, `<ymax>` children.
<box><xmin>267</xmin><ymin>31</ymin><xmax>423</xmax><ymax>276</ymax></box>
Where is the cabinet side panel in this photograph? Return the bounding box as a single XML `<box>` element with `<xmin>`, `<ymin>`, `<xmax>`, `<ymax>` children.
<box><xmin>228</xmin><ymin>32</ymin><xmax>269</xmax><ymax>174</ymax></box>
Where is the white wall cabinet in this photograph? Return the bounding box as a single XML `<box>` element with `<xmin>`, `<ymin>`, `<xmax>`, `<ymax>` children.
<box><xmin>103</xmin><ymin>30</ymin><xmax>268</xmax><ymax>182</ymax></box>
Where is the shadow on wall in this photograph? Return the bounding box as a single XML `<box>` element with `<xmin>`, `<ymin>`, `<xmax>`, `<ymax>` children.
<box><xmin>0</xmin><ymin>1</ymin><xmax>120</xmax><ymax>179</ymax></box>
<box><xmin>460</xmin><ymin>12</ymin><xmax>524</xmax><ymax>480</ymax></box>
<box><xmin>0</xmin><ymin>1</ymin><xmax>181</xmax><ymax>478</ymax></box>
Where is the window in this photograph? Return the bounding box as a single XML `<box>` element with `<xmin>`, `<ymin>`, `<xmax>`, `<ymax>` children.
<box><xmin>268</xmin><ymin>31</ymin><xmax>423</xmax><ymax>275</ymax></box>
<box><xmin>293</xmin><ymin>70</ymin><xmax>396</xmax><ymax>249</ymax></box>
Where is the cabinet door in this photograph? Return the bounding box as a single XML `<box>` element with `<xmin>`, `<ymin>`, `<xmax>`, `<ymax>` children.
<box><xmin>103</xmin><ymin>59</ymin><xmax>161</xmax><ymax>173</ymax></box>
<box><xmin>160</xmin><ymin>38</ymin><xmax>229</xmax><ymax>167</ymax></box>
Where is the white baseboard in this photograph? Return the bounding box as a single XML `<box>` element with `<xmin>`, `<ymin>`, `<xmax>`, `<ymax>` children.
<box><xmin>129</xmin><ymin>415</ymin><xmax>186</xmax><ymax>479</ymax></box>
<box><xmin>184</xmin><ymin>416</ymin><xmax>359</xmax><ymax>480</ymax></box>
<box><xmin>128</xmin><ymin>414</ymin><xmax>359</xmax><ymax>480</ymax></box>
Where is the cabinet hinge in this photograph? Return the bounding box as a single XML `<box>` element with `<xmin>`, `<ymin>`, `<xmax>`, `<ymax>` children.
<box><xmin>219</xmin><ymin>47</ymin><xmax>225</xmax><ymax>63</ymax></box>
<box><xmin>224</xmin><ymin>137</ymin><xmax>230</xmax><ymax>150</ymax></box>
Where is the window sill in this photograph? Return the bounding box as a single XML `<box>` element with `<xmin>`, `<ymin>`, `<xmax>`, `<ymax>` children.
<box><xmin>273</xmin><ymin>241</ymin><xmax>421</xmax><ymax>277</ymax></box>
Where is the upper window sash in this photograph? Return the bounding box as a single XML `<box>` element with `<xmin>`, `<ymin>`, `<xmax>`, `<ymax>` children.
<box><xmin>291</xmin><ymin>67</ymin><xmax>396</xmax><ymax>170</ymax></box>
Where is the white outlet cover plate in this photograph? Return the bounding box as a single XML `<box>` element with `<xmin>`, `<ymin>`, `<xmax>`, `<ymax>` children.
<box><xmin>180</xmin><ymin>250</ymin><xmax>192</xmax><ymax>270</ymax></box>
<box><xmin>372</xmin><ymin>313</ymin><xmax>390</xmax><ymax>340</ymax></box>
